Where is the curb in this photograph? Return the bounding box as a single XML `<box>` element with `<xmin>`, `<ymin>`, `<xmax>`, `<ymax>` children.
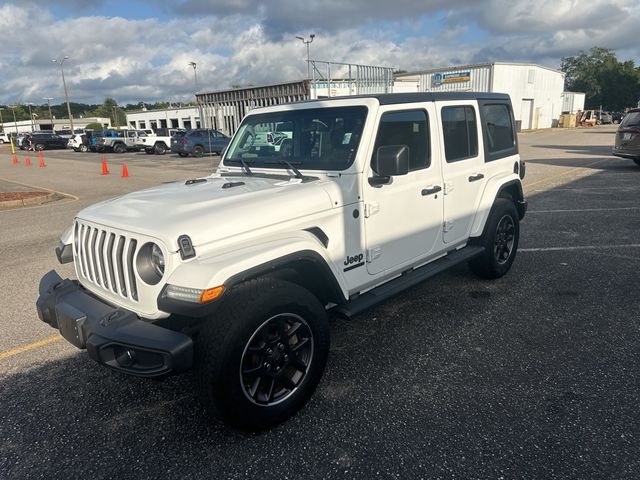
<box><xmin>0</xmin><ymin>192</ymin><xmax>57</xmax><ymax>209</ymax></box>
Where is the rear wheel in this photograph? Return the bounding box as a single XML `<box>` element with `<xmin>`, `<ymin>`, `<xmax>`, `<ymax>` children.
<box><xmin>193</xmin><ymin>145</ymin><xmax>204</xmax><ymax>157</ymax></box>
<box><xmin>79</xmin><ymin>144</ymin><xmax>88</xmax><ymax>152</ymax></box>
<box><xmin>195</xmin><ymin>278</ymin><xmax>330</xmax><ymax>431</ymax></box>
<box><xmin>154</xmin><ymin>143</ymin><xmax>167</xmax><ymax>155</ymax></box>
<box><xmin>113</xmin><ymin>143</ymin><xmax>126</xmax><ymax>154</ymax></box>
<box><xmin>470</xmin><ymin>198</ymin><xmax>520</xmax><ymax>279</ymax></box>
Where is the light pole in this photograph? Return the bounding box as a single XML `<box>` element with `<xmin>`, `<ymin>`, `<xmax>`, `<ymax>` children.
<box><xmin>112</xmin><ymin>105</ymin><xmax>119</xmax><ymax>128</ymax></box>
<box><xmin>296</xmin><ymin>34</ymin><xmax>315</xmax><ymax>79</ymax></box>
<box><xmin>52</xmin><ymin>56</ymin><xmax>75</xmax><ymax>134</ymax></box>
<box><xmin>43</xmin><ymin>97</ymin><xmax>54</xmax><ymax>128</ymax></box>
<box><xmin>189</xmin><ymin>61</ymin><xmax>203</xmax><ymax>128</ymax></box>
<box><xmin>26</xmin><ymin>103</ymin><xmax>35</xmax><ymax>131</ymax></box>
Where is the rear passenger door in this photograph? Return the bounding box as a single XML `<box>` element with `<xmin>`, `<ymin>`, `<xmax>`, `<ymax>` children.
<box><xmin>438</xmin><ymin>102</ymin><xmax>486</xmax><ymax>245</ymax></box>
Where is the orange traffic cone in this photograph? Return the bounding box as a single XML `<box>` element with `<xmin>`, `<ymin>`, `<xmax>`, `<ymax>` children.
<box><xmin>12</xmin><ymin>154</ymin><xmax>18</xmax><ymax>165</ymax></box>
<box><xmin>101</xmin><ymin>156</ymin><xmax>110</xmax><ymax>175</ymax></box>
<box><xmin>25</xmin><ymin>157</ymin><xmax>31</xmax><ymax>167</ymax></box>
<box><xmin>121</xmin><ymin>163</ymin><xmax>129</xmax><ymax>178</ymax></box>
<box><xmin>39</xmin><ymin>155</ymin><xmax>46</xmax><ymax>168</ymax></box>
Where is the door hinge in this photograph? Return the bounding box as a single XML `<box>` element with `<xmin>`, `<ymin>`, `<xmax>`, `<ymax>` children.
<box><xmin>443</xmin><ymin>220</ymin><xmax>454</xmax><ymax>233</ymax></box>
<box><xmin>364</xmin><ymin>202</ymin><xmax>379</xmax><ymax>218</ymax></box>
<box><xmin>444</xmin><ymin>183</ymin><xmax>454</xmax><ymax>195</ymax></box>
<box><xmin>366</xmin><ymin>247</ymin><xmax>381</xmax><ymax>262</ymax></box>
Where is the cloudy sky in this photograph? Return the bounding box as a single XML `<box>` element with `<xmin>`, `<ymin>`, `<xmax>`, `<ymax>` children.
<box><xmin>0</xmin><ymin>0</ymin><xmax>638</xmax><ymax>106</ymax></box>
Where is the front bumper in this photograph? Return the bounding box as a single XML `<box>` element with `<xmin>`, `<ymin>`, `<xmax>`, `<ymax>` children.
<box><xmin>36</xmin><ymin>270</ymin><xmax>193</xmax><ymax>378</ymax></box>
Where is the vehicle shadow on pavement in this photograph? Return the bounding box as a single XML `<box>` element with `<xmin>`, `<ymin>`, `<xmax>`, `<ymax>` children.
<box><xmin>529</xmin><ymin>144</ymin><xmax>615</xmax><ymax>157</ymax></box>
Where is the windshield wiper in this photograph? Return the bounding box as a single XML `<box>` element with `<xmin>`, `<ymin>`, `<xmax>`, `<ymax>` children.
<box><xmin>264</xmin><ymin>159</ymin><xmax>304</xmax><ymax>180</ymax></box>
<box><xmin>236</xmin><ymin>157</ymin><xmax>253</xmax><ymax>175</ymax></box>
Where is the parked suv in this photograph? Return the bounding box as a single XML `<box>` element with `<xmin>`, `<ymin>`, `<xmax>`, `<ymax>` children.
<box><xmin>24</xmin><ymin>133</ymin><xmax>68</xmax><ymax>150</ymax></box>
<box><xmin>612</xmin><ymin>108</ymin><xmax>640</xmax><ymax>166</ymax></box>
<box><xmin>37</xmin><ymin>92</ymin><xmax>527</xmax><ymax>431</ymax></box>
<box><xmin>170</xmin><ymin>128</ymin><xmax>230</xmax><ymax>157</ymax></box>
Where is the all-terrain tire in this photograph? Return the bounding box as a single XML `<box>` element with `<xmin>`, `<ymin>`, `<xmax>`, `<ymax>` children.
<box><xmin>145</xmin><ymin>148</ymin><xmax>154</xmax><ymax>155</ymax></box>
<box><xmin>469</xmin><ymin>198</ymin><xmax>520</xmax><ymax>279</ymax></box>
<box><xmin>113</xmin><ymin>143</ymin><xmax>126</xmax><ymax>154</ymax></box>
<box><xmin>154</xmin><ymin>143</ymin><xmax>167</xmax><ymax>155</ymax></box>
<box><xmin>194</xmin><ymin>277</ymin><xmax>330</xmax><ymax>431</ymax></box>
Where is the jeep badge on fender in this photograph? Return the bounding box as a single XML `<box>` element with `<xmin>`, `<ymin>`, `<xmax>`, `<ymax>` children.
<box><xmin>37</xmin><ymin>92</ymin><xmax>526</xmax><ymax>431</ymax></box>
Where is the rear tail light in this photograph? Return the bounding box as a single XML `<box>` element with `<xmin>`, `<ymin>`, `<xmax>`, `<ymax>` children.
<box><xmin>180</xmin><ymin>139</ymin><xmax>188</xmax><ymax>145</ymax></box>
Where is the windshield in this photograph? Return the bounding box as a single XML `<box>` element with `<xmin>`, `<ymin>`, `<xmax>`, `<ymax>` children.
<box><xmin>620</xmin><ymin>112</ymin><xmax>640</xmax><ymax>128</ymax></box>
<box><xmin>224</xmin><ymin>106</ymin><xmax>367</xmax><ymax>171</ymax></box>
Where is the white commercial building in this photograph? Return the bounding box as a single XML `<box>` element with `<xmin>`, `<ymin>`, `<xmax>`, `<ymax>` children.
<box><xmin>0</xmin><ymin>117</ymin><xmax>111</xmax><ymax>134</ymax></box>
<box><xmin>125</xmin><ymin>106</ymin><xmax>200</xmax><ymax>131</ymax></box>
<box><xmin>395</xmin><ymin>62</ymin><xmax>566</xmax><ymax>130</ymax></box>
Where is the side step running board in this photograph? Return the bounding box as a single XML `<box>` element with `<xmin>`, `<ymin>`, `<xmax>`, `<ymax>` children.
<box><xmin>333</xmin><ymin>246</ymin><xmax>484</xmax><ymax>319</ymax></box>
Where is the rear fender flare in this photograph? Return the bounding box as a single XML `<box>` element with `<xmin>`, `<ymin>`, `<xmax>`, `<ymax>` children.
<box><xmin>470</xmin><ymin>174</ymin><xmax>524</xmax><ymax>238</ymax></box>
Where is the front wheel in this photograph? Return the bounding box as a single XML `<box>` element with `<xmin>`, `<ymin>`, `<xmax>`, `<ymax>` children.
<box><xmin>35</xmin><ymin>144</ymin><xmax>45</xmax><ymax>151</ymax></box>
<box><xmin>195</xmin><ymin>278</ymin><xmax>330</xmax><ymax>431</ymax></box>
<box><xmin>79</xmin><ymin>144</ymin><xmax>88</xmax><ymax>152</ymax></box>
<box><xmin>154</xmin><ymin>143</ymin><xmax>167</xmax><ymax>155</ymax></box>
<box><xmin>178</xmin><ymin>152</ymin><xmax>189</xmax><ymax>157</ymax></box>
<box><xmin>113</xmin><ymin>143</ymin><xmax>126</xmax><ymax>154</ymax></box>
<box><xmin>470</xmin><ymin>198</ymin><xmax>520</xmax><ymax>279</ymax></box>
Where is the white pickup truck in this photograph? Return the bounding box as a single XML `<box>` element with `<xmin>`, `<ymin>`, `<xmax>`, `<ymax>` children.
<box><xmin>38</xmin><ymin>92</ymin><xmax>526</xmax><ymax>431</ymax></box>
<box><xmin>136</xmin><ymin>128</ymin><xmax>184</xmax><ymax>155</ymax></box>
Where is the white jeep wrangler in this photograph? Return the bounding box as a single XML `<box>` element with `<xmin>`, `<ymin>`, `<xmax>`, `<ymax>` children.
<box><xmin>37</xmin><ymin>93</ymin><xmax>527</xmax><ymax>430</ymax></box>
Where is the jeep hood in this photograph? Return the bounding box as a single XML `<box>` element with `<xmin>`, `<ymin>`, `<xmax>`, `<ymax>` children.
<box><xmin>77</xmin><ymin>174</ymin><xmax>334</xmax><ymax>251</ymax></box>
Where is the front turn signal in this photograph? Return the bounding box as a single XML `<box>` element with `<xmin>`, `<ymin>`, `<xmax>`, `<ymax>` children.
<box><xmin>199</xmin><ymin>286</ymin><xmax>225</xmax><ymax>304</ymax></box>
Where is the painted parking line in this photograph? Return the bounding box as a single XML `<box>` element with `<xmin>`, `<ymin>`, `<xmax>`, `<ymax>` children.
<box><xmin>0</xmin><ymin>335</ymin><xmax>62</xmax><ymax>361</ymax></box>
<box><xmin>520</xmin><ymin>244</ymin><xmax>640</xmax><ymax>252</ymax></box>
<box><xmin>527</xmin><ymin>207</ymin><xmax>640</xmax><ymax>214</ymax></box>
<box><xmin>524</xmin><ymin>157</ymin><xmax>612</xmax><ymax>190</ymax></box>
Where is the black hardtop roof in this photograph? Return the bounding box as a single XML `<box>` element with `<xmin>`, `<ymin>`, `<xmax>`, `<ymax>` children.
<box><xmin>298</xmin><ymin>92</ymin><xmax>511</xmax><ymax>106</ymax></box>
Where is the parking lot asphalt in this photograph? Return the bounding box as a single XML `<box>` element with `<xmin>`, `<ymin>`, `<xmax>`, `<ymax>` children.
<box><xmin>1</xmin><ymin>126</ymin><xmax>639</xmax><ymax>479</ymax></box>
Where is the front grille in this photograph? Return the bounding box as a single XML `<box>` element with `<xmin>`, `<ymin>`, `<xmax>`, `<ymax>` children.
<box><xmin>74</xmin><ymin>220</ymin><xmax>139</xmax><ymax>302</ymax></box>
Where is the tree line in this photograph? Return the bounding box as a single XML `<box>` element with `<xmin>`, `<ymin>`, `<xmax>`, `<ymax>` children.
<box><xmin>561</xmin><ymin>47</ymin><xmax>640</xmax><ymax>111</ymax></box>
<box><xmin>0</xmin><ymin>98</ymin><xmax>194</xmax><ymax>127</ymax></box>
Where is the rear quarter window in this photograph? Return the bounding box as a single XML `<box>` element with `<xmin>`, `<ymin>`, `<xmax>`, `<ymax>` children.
<box><xmin>479</xmin><ymin>102</ymin><xmax>518</xmax><ymax>161</ymax></box>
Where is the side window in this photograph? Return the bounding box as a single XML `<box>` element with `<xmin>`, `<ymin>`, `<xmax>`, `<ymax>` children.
<box><xmin>481</xmin><ymin>103</ymin><xmax>516</xmax><ymax>158</ymax></box>
<box><xmin>441</xmin><ymin>106</ymin><xmax>478</xmax><ymax>162</ymax></box>
<box><xmin>371</xmin><ymin>109</ymin><xmax>430</xmax><ymax>172</ymax></box>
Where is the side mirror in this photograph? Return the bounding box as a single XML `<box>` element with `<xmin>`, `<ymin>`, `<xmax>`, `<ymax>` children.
<box><xmin>372</xmin><ymin>144</ymin><xmax>410</xmax><ymax>178</ymax></box>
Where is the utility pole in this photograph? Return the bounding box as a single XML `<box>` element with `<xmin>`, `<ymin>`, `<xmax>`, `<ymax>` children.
<box><xmin>52</xmin><ymin>57</ymin><xmax>75</xmax><ymax>134</ymax></box>
<box><xmin>296</xmin><ymin>34</ymin><xmax>315</xmax><ymax>79</ymax></box>
<box><xmin>9</xmin><ymin>105</ymin><xmax>18</xmax><ymax>133</ymax></box>
<box><xmin>44</xmin><ymin>97</ymin><xmax>54</xmax><ymax>129</ymax></box>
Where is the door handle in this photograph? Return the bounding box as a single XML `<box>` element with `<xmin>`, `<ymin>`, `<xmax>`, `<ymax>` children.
<box><xmin>468</xmin><ymin>173</ymin><xmax>485</xmax><ymax>182</ymax></box>
<box><xmin>421</xmin><ymin>185</ymin><xmax>442</xmax><ymax>196</ymax></box>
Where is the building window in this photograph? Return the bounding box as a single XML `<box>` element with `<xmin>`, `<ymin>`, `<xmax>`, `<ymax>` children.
<box><xmin>371</xmin><ymin>109</ymin><xmax>430</xmax><ymax>172</ymax></box>
<box><xmin>441</xmin><ymin>106</ymin><xmax>478</xmax><ymax>162</ymax></box>
<box><xmin>139</xmin><ymin>121</ymin><xmax>146</xmax><ymax>129</ymax></box>
<box><xmin>528</xmin><ymin>69</ymin><xmax>535</xmax><ymax>84</ymax></box>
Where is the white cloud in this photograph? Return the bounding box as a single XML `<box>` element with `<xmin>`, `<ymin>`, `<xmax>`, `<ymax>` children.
<box><xmin>0</xmin><ymin>1</ymin><xmax>638</xmax><ymax>105</ymax></box>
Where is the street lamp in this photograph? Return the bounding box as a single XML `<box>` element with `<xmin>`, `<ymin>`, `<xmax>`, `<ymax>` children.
<box><xmin>26</xmin><ymin>103</ymin><xmax>35</xmax><ymax>131</ymax></box>
<box><xmin>189</xmin><ymin>61</ymin><xmax>203</xmax><ymax>128</ymax></box>
<box><xmin>296</xmin><ymin>34</ymin><xmax>315</xmax><ymax>79</ymax></box>
<box><xmin>52</xmin><ymin>56</ymin><xmax>75</xmax><ymax>134</ymax></box>
<box><xmin>43</xmin><ymin>97</ymin><xmax>54</xmax><ymax>128</ymax></box>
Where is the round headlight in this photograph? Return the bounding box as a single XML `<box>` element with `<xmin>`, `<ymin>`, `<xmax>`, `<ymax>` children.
<box><xmin>151</xmin><ymin>244</ymin><xmax>165</xmax><ymax>276</ymax></box>
<box><xmin>136</xmin><ymin>242</ymin><xmax>165</xmax><ymax>285</ymax></box>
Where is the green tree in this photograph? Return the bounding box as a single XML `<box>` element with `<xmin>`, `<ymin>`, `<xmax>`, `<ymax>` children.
<box><xmin>84</xmin><ymin>122</ymin><xmax>104</xmax><ymax>130</ymax></box>
<box><xmin>561</xmin><ymin>47</ymin><xmax>640</xmax><ymax>110</ymax></box>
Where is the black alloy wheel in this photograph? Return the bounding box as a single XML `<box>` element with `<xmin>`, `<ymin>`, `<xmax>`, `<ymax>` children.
<box><xmin>494</xmin><ymin>215</ymin><xmax>515</xmax><ymax>265</ymax></box>
<box><xmin>240</xmin><ymin>313</ymin><xmax>314</xmax><ymax>406</ymax></box>
<box><xmin>469</xmin><ymin>198</ymin><xmax>520</xmax><ymax>279</ymax></box>
<box><xmin>35</xmin><ymin>144</ymin><xmax>45</xmax><ymax>151</ymax></box>
<box><xmin>154</xmin><ymin>143</ymin><xmax>167</xmax><ymax>155</ymax></box>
